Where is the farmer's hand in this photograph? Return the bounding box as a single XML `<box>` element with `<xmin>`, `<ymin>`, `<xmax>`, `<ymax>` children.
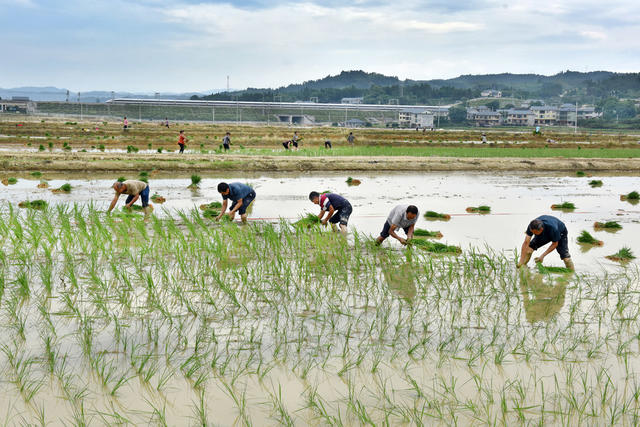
<box><xmin>228</xmin><ymin>212</ymin><xmax>236</xmax><ymax>221</ymax></box>
<box><xmin>534</xmin><ymin>256</ymin><xmax>544</xmax><ymax>263</ymax></box>
<box><xmin>399</xmin><ymin>238</ymin><xmax>407</xmax><ymax>245</ymax></box>
<box><xmin>321</xmin><ymin>219</ymin><xmax>328</xmax><ymax>226</ymax></box>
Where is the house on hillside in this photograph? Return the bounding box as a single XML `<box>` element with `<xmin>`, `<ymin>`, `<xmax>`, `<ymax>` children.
<box><xmin>506</xmin><ymin>109</ymin><xmax>535</xmax><ymax>126</ymax></box>
<box><xmin>577</xmin><ymin>106</ymin><xmax>599</xmax><ymax>119</ymax></box>
<box><xmin>398</xmin><ymin>108</ymin><xmax>435</xmax><ymax>128</ymax></box>
<box><xmin>531</xmin><ymin>106</ymin><xmax>558</xmax><ymax>125</ymax></box>
<box><xmin>423</xmin><ymin>106</ymin><xmax>450</xmax><ymax>118</ymax></box>
<box><xmin>481</xmin><ymin>90</ymin><xmax>502</xmax><ymax>98</ymax></box>
<box><xmin>557</xmin><ymin>104</ymin><xmax>577</xmax><ymax>127</ymax></box>
<box><xmin>467</xmin><ymin>107</ymin><xmax>503</xmax><ymax>126</ymax></box>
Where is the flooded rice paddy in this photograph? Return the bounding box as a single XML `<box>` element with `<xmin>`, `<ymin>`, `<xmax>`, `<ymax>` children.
<box><xmin>1</xmin><ymin>171</ymin><xmax>640</xmax><ymax>425</ymax></box>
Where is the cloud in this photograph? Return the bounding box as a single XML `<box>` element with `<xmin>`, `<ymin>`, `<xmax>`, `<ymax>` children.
<box><xmin>1</xmin><ymin>0</ymin><xmax>640</xmax><ymax>91</ymax></box>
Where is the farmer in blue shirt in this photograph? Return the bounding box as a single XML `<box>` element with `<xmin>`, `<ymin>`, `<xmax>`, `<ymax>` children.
<box><xmin>517</xmin><ymin>215</ymin><xmax>574</xmax><ymax>271</ymax></box>
<box><xmin>308</xmin><ymin>191</ymin><xmax>352</xmax><ymax>235</ymax></box>
<box><xmin>216</xmin><ymin>182</ymin><xmax>256</xmax><ymax>223</ymax></box>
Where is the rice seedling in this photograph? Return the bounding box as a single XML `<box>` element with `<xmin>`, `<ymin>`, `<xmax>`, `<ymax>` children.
<box><xmin>576</xmin><ymin>170</ymin><xmax>586</xmax><ymax>177</ymax></box>
<box><xmin>293</xmin><ymin>213</ymin><xmax>321</xmax><ymax>229</ymax></box>
<box><xmin>346</xmin><ymin>177</ymin><xmax>361</xmax><ymax>186</ymax></box>
<box><xmin>117</xmin><ymin>176</ymin><xmax>126</xmax><ymax>182</ymax></box>
<box><xmin>0</xmin><ymin>200</ymin><xmax>638</xmax><ymax>424</ymax></box>
<box><xmin>18</xmin><ymin>200</ymin><xmax>48</xmax><ymax>210</ymax></box>
<box><xmin>550</xmin><ymin>202</ymin><xmax>576</xmax><ymax>210</ymax></box>
<box><xmin>424</xmin><ymin>210</ymin><xmax>451</xmax><ymax>220</ymax></box>
<box><xmin>577</xmin><ymin>230</ymin><xmax>603</xmax><ymax>246</ymax></box>
<box><xmin>51</xmin><ymin>183</ymin><xmax>72</xmax><ymax>193</ymax></box>
<box><xmin>606</xmin><ymin>247</ymin><xmax>636</xmax><ymax>262</ymax></box>
<box><xmin>37</xmin><ymin>180</ymin><xmax>49</xmax><ymax>188</ymax></box>
<box><xmin>589</xmin><ymin>180</ymin><xmax>603</xmax><ymax>187</ymax></box>
<box><xmin>126</xmin><ymin>145</ymin><xmax>139</xmax><ymax>153</ymax></box>
<box><xmin>413</xmin><ymin>228</ymin><xmax>443</xmax><ymax>238</ymax></box>
<box><xmin>30</xmin><ymin>171</ymin><xmax>42</xmax><ymax>178</ymax></box>
<box><xmin>620</xmin><ymin>191</ymin><xmax>640</xmax><ymax>201</ymax></box>
<box><xmin>466</xmin><ymin>205</ymin><xmax>491</xmax><ymax>213</ymax></box>
<box><xmin>151</xmin><ymin>193</ymin><xmax>166</xmax><ymax>203</ymax></box>
<box><xmin>3</xmin><ymin>177</ymin><xmax>18</xmax><ymax>185</ymax></box>
<box><xmin>593</xmin><ymin>221</ymin><xmax>622</xmax><ymax>230</ymax></box>
<box><xmin>200</xmin><ymin>201</ymin><xmax>222</xmax><ymax>210</ymax></box>
<box><xmin>409</xmin><ymin>239</ymin><xmax>461</xmax><ymax>254</ymax></box>
<box><xmin>188</xmin><ymin>174</ymin><xmax>202</xmax><ymax>189</ymax></box>
<box><xmin>202</xmin><ymin>209</ymin><xmax>220</xmax><ymax>219</ymax></box>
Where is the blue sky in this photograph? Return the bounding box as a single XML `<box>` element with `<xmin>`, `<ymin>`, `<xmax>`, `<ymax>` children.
<box><xmin>0</xmin><ymin>0</ymin><xmax>638</xmax><ymax>92</ymax></box>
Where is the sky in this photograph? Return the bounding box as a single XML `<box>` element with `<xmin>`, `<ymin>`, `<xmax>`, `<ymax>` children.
<box><xmin>0</xmin><ymin>0</ymin><xmax>639</xmax><ymax>92</ymax></box>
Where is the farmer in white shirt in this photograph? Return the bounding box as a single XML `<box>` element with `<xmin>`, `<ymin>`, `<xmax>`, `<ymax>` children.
<box><xmin>376</xmin><ymin>204</ymin><xmax>419</xmax><ymax>245</ymax></box>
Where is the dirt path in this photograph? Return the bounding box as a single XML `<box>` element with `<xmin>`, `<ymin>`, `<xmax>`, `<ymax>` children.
<box><xmin>2</xmin><ymin>151</ymin><xmax>640</xmax><ymax>173</ymax></box>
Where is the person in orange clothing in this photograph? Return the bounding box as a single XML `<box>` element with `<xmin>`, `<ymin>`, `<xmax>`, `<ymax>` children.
<box><xmin>178</xmin><ymin>130</ymin><xmax>187</xmax><ymax>153</ymax></box>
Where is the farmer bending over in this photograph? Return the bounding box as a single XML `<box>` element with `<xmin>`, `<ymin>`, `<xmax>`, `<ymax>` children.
<box><xmin>376</xmin><ymin>204</ymin><xmax>419</xmax><ymax>245</ymax></box>
<box><xmin>216</xmin><ymin>182</ymin><xmax>256</xmax><ymax>223</ymax></box>
<box><xmin>309</xmin><ymin>191</ymin><xmax>352</xmax><ymax>235</ymax></box>
<box><xmin>517</xmin><ymin>215</ymin><xmax>574</xmax><ymax>271</ymax></box>
<box><xmin>108</xmin><ymin>179</ymin><xmax>151</xmax><ymax>215</ymax></box>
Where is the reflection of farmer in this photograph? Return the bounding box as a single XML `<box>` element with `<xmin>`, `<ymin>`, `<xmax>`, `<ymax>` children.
<box><xmin>108</xmin><ymin>179</ymin><xmax>151</xmax><ymax>215</ymax></box>
<box><xmin>216</xmin><ymin>182</ymin><xmax>256</xmax><ymax>223</ymax></box>
<box><xmin>519</xmin><ymin>271</ymin><xmax>566</xmax><ymax>323</ymax></box>
<box><xmin>382</xmin><ymin>258</ymin><xmax>416</xmax><ymax>302</ymax></box>
<box><xmin>517</xmin><ymin>215</ymin><xmax>574</xmax><ymax>271</ymax></box>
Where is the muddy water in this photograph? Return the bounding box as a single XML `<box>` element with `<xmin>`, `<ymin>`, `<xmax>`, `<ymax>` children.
<box><xmin>3</xmin><ymin>171</ymin><xmax>639</xmax><ymax>272</ymax></box>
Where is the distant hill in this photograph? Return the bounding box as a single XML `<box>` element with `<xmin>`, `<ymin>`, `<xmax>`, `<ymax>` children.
<box><xmin>0</xmin><ymin>87</ymin><xmax>222</xmax><ymax>102</ymax></box>
<box><xmin>279</xmin><ymin>70</ymin><xmax>401</xmax><ymax>92</ymax></box>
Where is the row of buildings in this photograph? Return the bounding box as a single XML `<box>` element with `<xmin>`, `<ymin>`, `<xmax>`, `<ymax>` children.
<box><xmin>398</xmin><ymin>104</ymin><xmax>600</xmax><ymax>128</ymax></box>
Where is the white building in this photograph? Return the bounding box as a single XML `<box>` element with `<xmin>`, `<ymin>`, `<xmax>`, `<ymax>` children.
<box><xmin>398</xmin><ymin>108</ymin><xmax>435</xmax><ymax>128</ymax></box>
<box><xmin>481</xmin><ymin>90</ymin><xmax>502</xmax><ymax>98</ymax></box>
<box><xmin>341</xmin><ymin>97</ymin><xmax>364</xmax><ymax>104</ymax></box>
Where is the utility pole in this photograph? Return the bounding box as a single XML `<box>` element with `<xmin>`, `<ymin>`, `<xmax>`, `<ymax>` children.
<box><xmin>212</xmin><ymin>106</ymin><xmax>215</xmax><ymax>123</ymax></box>
<box><xmin>78</xmin><ymin>92</ymin><xmax>82</xmax><ymax>121</ymax></box>
<box><xmin>574</xmin><ymin>101</ymin><xmax>578</xmax><ymax>134</ymax></box>
<box><xmin>227</xmin><ymin>76</ymin><xmax>230</xmax><ymax>92</ymax></box>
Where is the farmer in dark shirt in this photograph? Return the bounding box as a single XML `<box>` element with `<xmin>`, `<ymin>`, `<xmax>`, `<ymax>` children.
<box><xmin>216</xmin><ymin>182</ymin><xmax>256</xmax><ymax>223</ymax></box>
<box><xmin>517</xmin><ymin>215</ymin><xmax>574</xmax><ymax>271</ymax></box>
<box><xmin>308</xmin><ymin>191</ymin><xmax>353</xmax><ymax>235</ymax></box>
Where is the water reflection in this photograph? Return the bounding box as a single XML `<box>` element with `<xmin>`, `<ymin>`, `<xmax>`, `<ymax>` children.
<box><xmin>519</xmin><ymin>270</ymin><xmax>566</xmax><ymax>323</ymax></box>
<box><xmin>380</xmin><ymin>252</ymin><xmax>416</xmax><ymax>302</ymax></box>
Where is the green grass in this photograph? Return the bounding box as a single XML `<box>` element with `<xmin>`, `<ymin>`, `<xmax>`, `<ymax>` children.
<box><xmin>240</xmin><ymin>146</ymin><xmax>640</xmax><ymax>159</ymax></box>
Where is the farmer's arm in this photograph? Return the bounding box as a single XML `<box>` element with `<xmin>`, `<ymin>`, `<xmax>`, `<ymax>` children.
<box><xmin>322</xmin><ymin>206</ymin><xmax>335</xmax><ymax>225</ymax></box>
<box><xmin>107</xmin><ymin>193</ymin><xmax>120</xmax><ymax>213</ymax></box>
<box><xmin>125</xmin><ymin>194</ymin><xmax>140</xmax><ymax>209</ymax></box>
<box><xmin>388</xmin><ymin>224</ymin><xmax>407</xmax><ymax>244</ymax></box>
<box><xmin>406</xmin><ymin>223</ymin><xmax>415</xmax><ymax>241</ymax></box>
<box><xmin>229</xmin><ymin>198</ymin><xmax>243</xmax><ymax>215</ymax></box>
<box><xmin>535</xmin><ymin>241</ymin><xmax>558</xmax><ymax>263</ymax></box>
<box><xmin>215</xmin><ymin>199</ymin><xmax>228</xmax><ymax>221</ymax></box>
<box><xmin>517</xmin><ymin>234</ymin><xmax>532</xmax><ymax>266</ymax></box>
